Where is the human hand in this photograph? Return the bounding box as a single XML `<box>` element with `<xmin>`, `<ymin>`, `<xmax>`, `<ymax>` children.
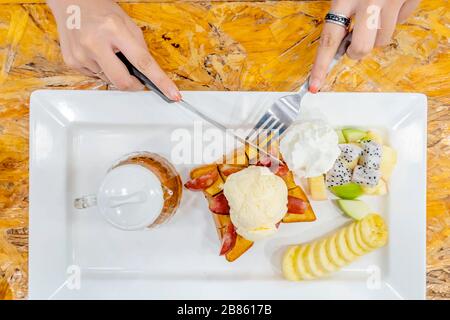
<box><xmin>47</xmin><ymin>0</ymin><xmax>181</xmax><ymax>100</ymax></box>
<box><xmin>309</xmin><ymin>0</ymin><xmax>420</xmax><ymax>93</ymax></box>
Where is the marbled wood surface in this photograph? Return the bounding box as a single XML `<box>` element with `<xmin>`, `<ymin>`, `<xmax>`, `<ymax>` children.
<box><xmin>0</xmin><ymin>0</ymin><xmax>448</xmax><ymax>300</ymax></box>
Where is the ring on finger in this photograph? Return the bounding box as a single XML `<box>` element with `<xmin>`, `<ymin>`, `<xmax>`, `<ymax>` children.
<box><xmin>94</xmin><ymin>71</ymin><xmax>105</xmax><ymax>78</ymax></box>
<box><xmin>325</xmin><ymin>12</ymin><xmax>351</xmax><ymax>29</ymax></box>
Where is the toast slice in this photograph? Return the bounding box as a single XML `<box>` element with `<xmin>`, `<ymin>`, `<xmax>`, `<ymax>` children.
<box><xmin>186</xmin><ymin>142</ymin><xmax>316</xmax><ymax>262</ymax></box>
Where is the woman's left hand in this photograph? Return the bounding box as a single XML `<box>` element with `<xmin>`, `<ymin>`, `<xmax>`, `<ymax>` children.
<box><xmin>309</xmin><ymin>0</ymin><xmax>420</xmax><ymax>93</ymax></box>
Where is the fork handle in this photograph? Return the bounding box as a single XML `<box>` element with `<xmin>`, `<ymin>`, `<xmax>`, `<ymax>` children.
<box><xmin>116</xmin><ymin>52</ymin><xmax>174</xmax><ymax>103</ymax></box>
<box><xmin>329</xmin><ymin>31</ymin><xmax>353</xmax><ymax>71</ymax></box>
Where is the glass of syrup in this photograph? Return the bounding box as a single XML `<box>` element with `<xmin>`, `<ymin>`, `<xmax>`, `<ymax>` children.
<box><xmin>74</xmin><ymin>152</ymin><xmax>182</xmax><ymax>230</ymax></box>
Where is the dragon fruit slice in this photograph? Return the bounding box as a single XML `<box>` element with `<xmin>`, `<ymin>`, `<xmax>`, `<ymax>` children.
<box><xmin>339</xmin><ymin>144</ymin><xmax>363</xmax><ymax>168</ymax></box>
<box><xmin>352</xmin><ymin>165</ymin><xmax>380</xmax><ymax>187</ymax></box>
<box><xmin>359</xmin><ymin>140</ymin><xmax>382</xmax><ymax>169</ymax></box>
<box><xmin>326</xmin><ymin>159</ymin><xmax>352</xmax><ymax>187</ymax></box>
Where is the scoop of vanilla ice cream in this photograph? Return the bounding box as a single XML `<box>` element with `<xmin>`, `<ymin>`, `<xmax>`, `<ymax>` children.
<box><xmin>280</xmin><ymin>120</ymin><xmax>340</xmax><ymax>178</ymax></box>
<box><xmin>223</xmin><ymin>166</ymin><xmax>288</xmax><ymax>241</ymax></box>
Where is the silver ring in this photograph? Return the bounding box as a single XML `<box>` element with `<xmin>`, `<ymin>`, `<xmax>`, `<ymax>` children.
<box><xmin>325</xmin><ymin>12</ymin><xmax>351</xmax><ymax>29</ymax></box>
<box><xmin>94</xmin><ymin>71</ymin><xmax>105</xmax><ymax>78</ymax></box>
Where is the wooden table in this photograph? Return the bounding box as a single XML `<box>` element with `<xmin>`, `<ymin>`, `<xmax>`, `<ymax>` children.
<box><xmin>0</xmin><ymin>0</ymin><xmax>448</xmax><ymax>300</ymax></box>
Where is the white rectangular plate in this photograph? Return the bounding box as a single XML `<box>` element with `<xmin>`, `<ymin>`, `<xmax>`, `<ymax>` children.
<box><xmin>29</xmin><ymin>90</ymin><xmax>427</xmax><ymax>299</ymax></box>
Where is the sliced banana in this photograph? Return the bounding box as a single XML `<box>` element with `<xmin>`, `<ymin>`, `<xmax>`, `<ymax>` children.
<box><xmin>315</xmin><ymin>238</ymin><xmax>338</xmax><ymax>273</ymax></box>
<box><xmin>326</xmin><ymin>234</ymin><xmax>347</xmax><ymax>268</ymax></box>
<box><xmin>282</xmin><ymin>246</ymin><xmax>301</xmax><ymax>281</ymax></box>
<box><xmin>296</xmin><ymin>245</ymin><xmax>316</xmax><ymax>280</ymax></box>
<box><xmin>305</xmin><ymin>242</ymin><xmax>327</xmax><ymax>278</ymax></box>
<box><xmin>360</xmin><ymin>214</ymin><xmax>388</xmax><ymax>249</ymax></box>
<box><xmin>355</xmin><ymin>220</ymin><xmax>373</xmax><ymax>252</ymax></box>
<box><xmin>345</xmin><ymin>223</ymin><xmax>367</xmax><ymax>256</ymax></box>
<box><xmin>336</xmin><ymin>227</ymin><xmax>357</xmax><ymax>262</ymax></box>
<box><xmin>282</xmin><ymin>214</ymin><xmax>388</xmax><ymax>281</ymax></box>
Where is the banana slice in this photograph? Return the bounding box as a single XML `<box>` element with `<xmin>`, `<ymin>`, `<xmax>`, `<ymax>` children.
<box><xmin>305</xmin><ymin>242</ymin><xmax>327</xmax><ymax>278</ymax></box>
<box><xmin>282</xmin><ymin>246</ymin><xmax>301</xmax><ymax>281</ymax></box>
<box><xmin>360</xmin><ymin>214</ymin><xmax>388</xmax><ymax>249</ymax></box>
<box><xmin>345</xmin><ymin>223</ymin><xmax>367</xmax><ymax>256</ymax></box>
<box><xmin>296</xmin><ymin>245</ymin><xmax>316</xmax><ymax>280</ymax></box>
<box><xmin>326</xmin><ymin>234</ymin><xmax>347</xmax><ymax>268</ymax></box>
<box><xmin>336</xmin><ymin>227</ymin><xmax>357</xmax><ymax>262</ymax></box>
<box><xmin>315</xmin><ymin>238</ymin><xmax>338</xmax><ymax>273</ymax></box>
<box><xmin>281</xmin><ymin>214</ymin><xmax>388</xmax><ymax>282</ymax></box>
<box><xmin>355</xmin><ymin>221</ymin><xmax>373</xmax><ymax>252</ymax></box>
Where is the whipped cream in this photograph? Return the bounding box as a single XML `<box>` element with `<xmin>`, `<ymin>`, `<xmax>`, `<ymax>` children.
<box><xmin>280</xmin><ymin>120</ymin><xmax>340</xmax><ymax>178</ymax></box>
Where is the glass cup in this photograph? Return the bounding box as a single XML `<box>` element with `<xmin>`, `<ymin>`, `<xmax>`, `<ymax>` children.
<box><xmin>74</xmin><ymin>152</ymin><xmax>182</xmax><ymax>230</ymax></box>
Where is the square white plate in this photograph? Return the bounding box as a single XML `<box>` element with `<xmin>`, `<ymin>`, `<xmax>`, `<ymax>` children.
<box><xmin>29</xmin><ymin>90</ymin><xmax>427</xmax><ymax>300</ymax></box>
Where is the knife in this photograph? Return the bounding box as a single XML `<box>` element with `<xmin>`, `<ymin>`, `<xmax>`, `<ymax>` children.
<box><xmin>116</xmin><ymin>51</ymin><xmax>281</xmax><ymax>162</ymax></box>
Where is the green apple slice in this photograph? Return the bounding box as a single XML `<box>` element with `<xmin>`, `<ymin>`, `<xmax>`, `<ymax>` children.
<box><xmin>330</xmin><ymin>183</ymin><xmax>363</xmax><ymax>200</ymax></box>
<box><xmin>342</xmin><ymin>128</ymin><xmax>367</xmax><ymax>142</ymax></box>
<box><xmin>337</xmin><ymin>199</ymin><xmax>371</xmax><ymax>220</ymax></box>
<box><xmin>336</xmin><ymin>130</ymin><xmax>346</xmax><ymax>143</ymax></box>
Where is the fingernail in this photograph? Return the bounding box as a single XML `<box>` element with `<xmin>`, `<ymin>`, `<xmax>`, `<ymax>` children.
<box><xmin>309</xmin><ymin>78</ymin><xmax>320</xmax><ymax>94</ymax></box>
<box><xmin>169</xmin><ymin>88</ymin><xmax>181</xmax><ymax>101</ymax></box>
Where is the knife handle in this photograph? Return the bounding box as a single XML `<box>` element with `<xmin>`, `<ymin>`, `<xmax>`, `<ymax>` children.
<box><xmin>116</xmin><ymin>52</ymin><xmax>174</xmax><ymax>103</ymax></box>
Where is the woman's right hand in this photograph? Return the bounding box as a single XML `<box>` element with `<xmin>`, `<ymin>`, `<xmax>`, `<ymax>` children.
<box><xmin>47</xmin><ymin>0</ymin><xmax>181</xmax><ymax>100</ymax></box>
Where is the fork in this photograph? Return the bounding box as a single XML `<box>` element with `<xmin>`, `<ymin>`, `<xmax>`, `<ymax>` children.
<box><xmin>116</xmin><ymin>32</ymin><xmax>352</xmax><ymax>162</ymax></box>
<box><xmin>245</xmin><ymin>32</ymin><xmax>353</xmax><ymax>144</ymax></box>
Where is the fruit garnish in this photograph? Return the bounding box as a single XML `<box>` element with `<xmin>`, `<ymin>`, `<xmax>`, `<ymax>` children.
<box><xmin>308</xmin><ymin>176</ymin><xmax>328</xmax><ymax>200</ymax></box>
<box><xmin>287</xmin><ymin>196</ymin><xmax>306</xmax><ymax>214</ymax></box>
<box><xmin>184</xmin><ymin>170</ymin><xmax>219</xmax><ymax>190</ymax></box>
<box><xmin>256</xmin><ymin>155</ymin><xmax>272</xmax><ymax>167</ymax></box>
<box><xmin>336</xmin><ymin>130</ymin><xmax>346</xmax><ymax>144</ymax></box>
<box><xmin>273</xmin><ymin>162</ymin><xmax>289</xmax><ymax>177</ymax></box>
<box><xmin>362</xmin><ymin>131</ymin><xmax>383</xmax><ymax>144</ymax></box>
<box><xmin>282</xmin><ymin>214</ymin><xmax>388</xmax><ymax>281</ymax></box>
<box><xmin>326</xmin><ymin>159</ymin><xmax>352</xmax><ymax>187</ymax></box>
<box><xmin>304</xmin><ymin>242</ymin><xmax>326</xmax><ymax>278</ymax></box>
<box><xmin>282</xmin><ymin>246</ymin><xmax>301</xmax><ymax>281</ymax></box>
<box><xmin>330</xmin><ymin>182</ymin><xmax>363</xmax><ymax>200</ymax></box>
<box><xmin>219</xmin><ymin>164</ymin><xmax>244</xmax><ymax>177</ymax></box>
<box><xmin>345</xmin><ymin>223</ymin><xmax>366</xmax><ymax>256</ymax></box>
<box><xmin>295</xmin><ymin>245</ymin><xmax>316</xmax><ymax>280</ymax></box>
<box><xmin>352</xmin><ymin>165</ymin><xmax>381</xmax><ymax>187</ymax></box>
<box><xmin>359</xmin><ymin>214</ymin><xmax>388</xmax><ymax>249</ymax></box>
<box><xmin>220</xmin><ymin>224</ymin><xmax>237</xmax><ymax>255</ymax></box>
<box><xmin>336</xmin><ymin>199</ymin><xmax>371</xmax><ymax>220</ymax></box>
<box><xmin>361</xmin><ymin>179</ymin><xmax>387</xmax><ymax>195</ymax></box>
<box><xmin>359</xmin><ymin>140</ymin><xmax>382</xmax><ymax>170</ymax></box>
<box><xmin>338</xmin><ymin>144</ymin><xmax>362</xmax><ymax>169</ymax></box>
<box><xmin>315</xmin><ymin>238</ymin><xmax>338</xmax><ymax>273</ymax></box>
<box><xmin>208</xmin><ymin>193</ymin><xmax>230</xmax><ymax>215</ymax></box>
<box><xmin>342</xmin><ymin>128</ymin><xmax>367</xmax><ymax>143</ymax></box>
<box><xmin>380</xmin><ymin>145</ymin><xmax>397</xmax><ymax>181</ymax></box>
